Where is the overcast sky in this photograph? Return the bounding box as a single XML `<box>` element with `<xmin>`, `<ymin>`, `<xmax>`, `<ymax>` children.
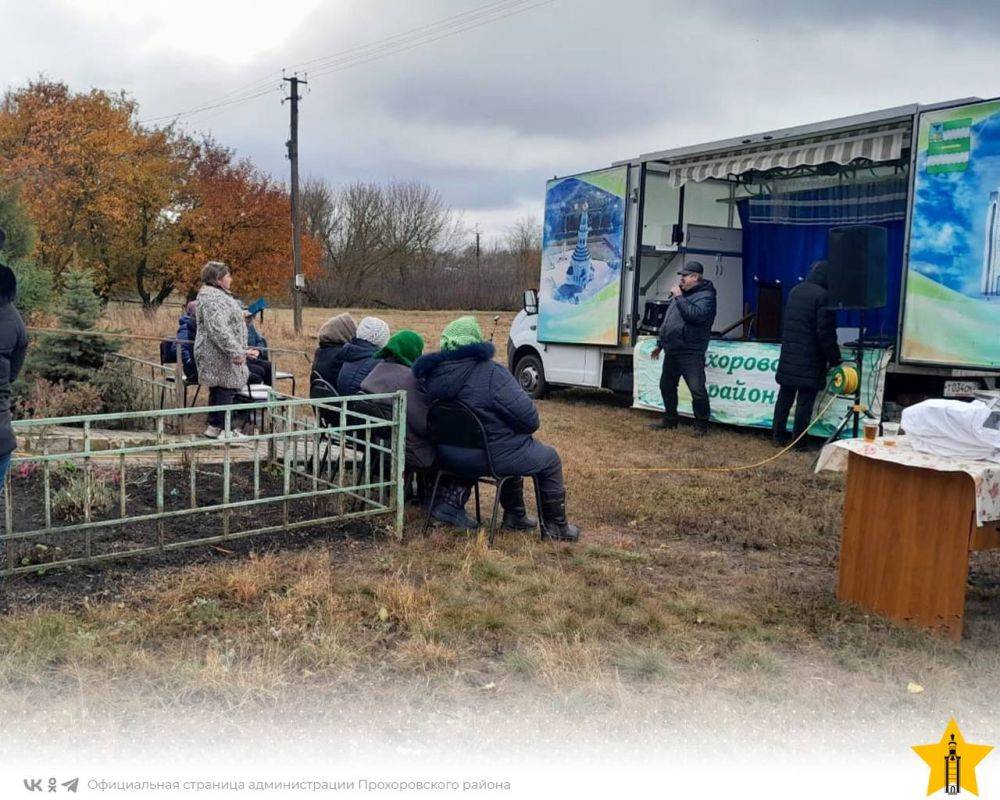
<box><xmin>1</xmin><ymin>0</ymin><xmax>999</xmax><ymax>241</ymax></box>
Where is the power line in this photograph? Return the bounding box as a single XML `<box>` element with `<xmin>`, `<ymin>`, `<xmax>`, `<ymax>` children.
<box><xmin>307</xmin><ymin>1</ymin><xmax>554</xmax><ymax>79</ymax></box>
<box><xmin>143</xmin><ymin>0</ymin><xmax>531</xmax><ymax>124</ymax></box>
<box><xmin>137</xmin><ymin>0</ymin><xmax>553</xmax><ymax>126</ymax></box>
<box><xmin>288</xmin><ymin>0</ymin><xmax>537</xmax><ymax>74</ymax></box>
<box><xmin>138</xmin><ymin>83</ymin><xmax>283</xmax><ymax>125</ymax></box>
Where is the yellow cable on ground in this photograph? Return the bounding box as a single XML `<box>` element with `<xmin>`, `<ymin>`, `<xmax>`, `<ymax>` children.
<box><xmin>612</xmin><ymin>391</ymin><xmax>841</xmax><ymax>474</ymax></box>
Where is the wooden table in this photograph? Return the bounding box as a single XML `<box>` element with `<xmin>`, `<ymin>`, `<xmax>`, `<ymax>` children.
<box><xmin>818</xmin><ymin>441</ymin><xmax>1000</xmax><ymax>640</ymax></box>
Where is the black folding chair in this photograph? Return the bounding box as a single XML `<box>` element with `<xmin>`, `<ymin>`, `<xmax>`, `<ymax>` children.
<box><xmin>351</xmin><ymin>397</ymin><xmax>395</xmax><ymax>501</ymax></box>
<box><xmin>159</xmin><ymin>340</ymin><xmax>201</xmax><ymax>408</ymax></box>
<box><xmin>422</xmin><ymin>400</ymin><xmax>543</xmax><ymax>546</ymax></box>
<box><xmin>310</xmin><ymin>371</ymin><xmax>345</xmax><ymax>479</ymax></box>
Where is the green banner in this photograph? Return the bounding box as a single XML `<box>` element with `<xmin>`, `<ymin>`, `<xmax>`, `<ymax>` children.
<box><xmin>633</xmin><ymin>338</ymin><xmax>890</xmax><ymax>438</ymax></box>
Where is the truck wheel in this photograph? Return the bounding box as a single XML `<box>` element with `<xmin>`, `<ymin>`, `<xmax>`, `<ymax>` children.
<box><xmin>514</xmin><ymin>353</ymin><xmax>547</xmax><ymax>399</ymax></box>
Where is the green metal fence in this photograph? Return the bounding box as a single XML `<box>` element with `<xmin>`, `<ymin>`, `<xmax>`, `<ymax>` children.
<box><xmin>105</xmin><ymin>351</ymin><xmax>173</xmax><ymax>414</ymax></box>
<box><xmin>2</xmin><ymin>391</ymin><xmax>407</xmax><ymax>577</ymax></box>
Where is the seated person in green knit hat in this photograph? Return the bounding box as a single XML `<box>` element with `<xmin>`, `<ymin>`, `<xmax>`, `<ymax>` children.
<box><xmin>362</xmin><ymin>329</ymin><xmax>471</xmax><ymax>516</ymax></box>
<box><xmin>412</xmin><ymin>315</ymin><xmax>580</xmax><ymax>541</ymax></box>
<box><xmin>360</xmin><ymin>329</ymin><xmax>436</xmax><ymax>473</ymax></box>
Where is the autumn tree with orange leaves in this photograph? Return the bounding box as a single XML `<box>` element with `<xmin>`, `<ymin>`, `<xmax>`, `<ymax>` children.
<box><xmin>0</xmin><ymin>79</ymin><xmax>319</xmax><ymax>308</ymax></box>
<box><xmin>170</xmin><ymin>139</ymin><xmax>321</xmax><ymax>303</ymax></box>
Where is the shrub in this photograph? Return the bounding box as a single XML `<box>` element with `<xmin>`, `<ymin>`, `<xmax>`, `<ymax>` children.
<box><xmin>28</xmin><ymin>268</ymin><xmax>119</xmax><ymax>385</ymax></box>
<box><xmin>51</xmin><ymin>465</ymin><xmax>118</xmax><ymax>522</ymax></box>
<box><xmin>9</xmin><ymin>257</ymin><xmax>53</xmax><ymax>319</ymax></box>
<box><xmin>92</xmin><ymin>359</ymin><xmax>147</xmax><ymax>415</ymax></box>
<box><xmin>26</xmin><ymin>378</ymin><xmax>102</xmax><ymax>419</ymax></box>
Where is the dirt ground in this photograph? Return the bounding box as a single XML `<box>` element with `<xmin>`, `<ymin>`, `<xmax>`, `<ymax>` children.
<box><xmin>5</xmin><ymin>304</ymin><xmax>1000</xmax><ymax>752</ymax></box>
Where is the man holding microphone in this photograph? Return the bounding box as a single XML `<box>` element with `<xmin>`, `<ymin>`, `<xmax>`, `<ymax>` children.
<box><xmin>648</xmin><ymin>261</ymin><xmax>717</xmax><ymax>436</ymax></box>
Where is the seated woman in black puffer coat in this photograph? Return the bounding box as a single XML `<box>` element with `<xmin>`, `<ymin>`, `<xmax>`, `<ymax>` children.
<box><xmin>310</xmin><ymin>312</ymin><xmax>357</xmax><ymax>395</ymax></box>
<box><xmin>412</xmin><ymin>315</ymin><xmax>579</xmax><ymax>541</ymax></box>
<box><xmin>334</xmin><ymin>316</ymin><xmax>390</xmax><ymax>396</ymax></box>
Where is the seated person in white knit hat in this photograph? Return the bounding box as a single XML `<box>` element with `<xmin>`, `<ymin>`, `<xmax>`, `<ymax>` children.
<box><xmin>334</xmin><ymin>315</ymin><xmax>391</xmax><ymax>395</ymax></box>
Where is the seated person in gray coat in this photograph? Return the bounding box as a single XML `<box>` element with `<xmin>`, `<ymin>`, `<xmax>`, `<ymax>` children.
<box><xmin>360</xmin><ymin>330</ymin><xmax>435</xmax><ymax>471</ymax></box>
<box><xmin>412</xmin><ymin>316</ymin><xmax>579</xmax><ymax>541</ymax></box>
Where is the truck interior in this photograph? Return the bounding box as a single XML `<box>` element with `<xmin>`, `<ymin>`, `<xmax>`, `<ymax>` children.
<box><xmin>629</xmin><ymin>114</ymin><xmax>913</xmax><ymax>353</ymax></box>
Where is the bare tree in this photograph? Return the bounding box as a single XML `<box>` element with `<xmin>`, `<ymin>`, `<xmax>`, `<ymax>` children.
<box><xmin>301</xmin><ymin>177</ymin><xmax>336</xmax><ymax>246</ymax></box>
<box><xmin>305</xmin><ymin>177</ymin><xmax>466</xmax><ymax>306</ymax></box>
<box><xmin>505</xmin><ymin>215</ymin><xmax>542</xmax><ymax>290</ymax></box>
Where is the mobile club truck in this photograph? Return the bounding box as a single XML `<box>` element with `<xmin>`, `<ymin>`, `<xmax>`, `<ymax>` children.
<box><xmin>507</xmin><ymin>97</ymin><xmax>1000</xmax><ymax>435</ymax></box>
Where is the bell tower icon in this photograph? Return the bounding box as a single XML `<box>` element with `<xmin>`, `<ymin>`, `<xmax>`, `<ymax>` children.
<box><xmin>945</xmin><ymin>733</ymin><xmax>962</xmax><ymax>795</ymax></box>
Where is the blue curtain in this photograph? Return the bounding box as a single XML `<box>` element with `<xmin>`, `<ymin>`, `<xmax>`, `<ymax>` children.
<box><xmin>737</xmin><ymin>177</ymin><xmax>907</xmax><ymax>342</ymax></box>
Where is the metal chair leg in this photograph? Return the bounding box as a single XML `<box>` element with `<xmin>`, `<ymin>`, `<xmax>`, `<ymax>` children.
<box><xmin>422</xmin><ymin>471</ymin><xmax>444</xmax><ymax>537</ymax></box>
<box><xmin>474</xmin><ymin>482</ymin><xmax>481</xmax><ymax>525</ymax></box>
<box><xmin>488</xmin><ymin>477</ymin><xmax>508</xmax><ymax>547</ymax></box>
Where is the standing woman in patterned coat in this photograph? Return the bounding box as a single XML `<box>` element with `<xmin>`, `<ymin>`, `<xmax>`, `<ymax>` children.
<box><xmin>194</xmin><ymin>261</ymin><xmax>251</xmax><ymax>439</ymax></box>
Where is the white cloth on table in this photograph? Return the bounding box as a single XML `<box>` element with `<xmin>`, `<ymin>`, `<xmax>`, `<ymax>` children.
<box><xmin>816</xmin><ymin>436</ymin><xmax>1000</xmax><ymax>525</ymax></box>
<box><xmin>900</xmin><ymin>399</ymin><xmax>1000</xmax><ymax>462</ymax></box>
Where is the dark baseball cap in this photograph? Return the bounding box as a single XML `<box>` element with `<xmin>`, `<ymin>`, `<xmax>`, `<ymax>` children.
<box><xmin>678</xmin><ymin>261</ymin><xmax>704</xmax><ymax>276</ymax></box>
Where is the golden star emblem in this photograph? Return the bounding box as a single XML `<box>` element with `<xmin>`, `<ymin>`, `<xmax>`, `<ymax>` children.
<box><xmin>913</xmin><ymin>719</ymin><xmax>993</xmax><ymax>796</ymax></box>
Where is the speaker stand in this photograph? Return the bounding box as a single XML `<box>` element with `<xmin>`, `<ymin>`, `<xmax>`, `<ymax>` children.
<box><xmin>818</xmin><ymin>309</ymin><xmax>874</xmax><ymax>456</ymax></box>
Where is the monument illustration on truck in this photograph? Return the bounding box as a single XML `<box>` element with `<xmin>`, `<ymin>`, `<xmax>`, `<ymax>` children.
<box><xmin>552</xmin><ymin>204</ymin><xmax>599</xmax><ymax>304</ymax></box>
<box><xmin>537</xmin><ymin>167</ymin><xmax>626</xmax><ymax>345</ymax></box>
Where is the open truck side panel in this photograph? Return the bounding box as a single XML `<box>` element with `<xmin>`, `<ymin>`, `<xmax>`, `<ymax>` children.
<box><xmin>509</xmin><ymin>97</ymin><xmax>1000</xmax><ymax>412</ymax></box>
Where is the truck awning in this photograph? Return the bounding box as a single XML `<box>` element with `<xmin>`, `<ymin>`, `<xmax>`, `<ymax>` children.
<box><xmin>660</xmin><ymin>123</ymin><xmax>911</xmax><ymax>187</ymax></box>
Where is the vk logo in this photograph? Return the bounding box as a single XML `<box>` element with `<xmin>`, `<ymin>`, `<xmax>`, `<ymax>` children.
<box><xmin>22</xmin><ymin>777</ymin><xmax>77</xmax><ymax>793</ymax></box>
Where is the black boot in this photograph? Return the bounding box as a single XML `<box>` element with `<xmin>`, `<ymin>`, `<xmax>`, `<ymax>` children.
<box><xmin>499</xmin><ymin>479</ymin><xmax>537</xmax><ymax>531</ymax></box>
<box><xmin>540</xmin><ymin>494</ymin><xmax>580</xmax><ymax>542</ymax></box>
<box><xmin>430</xmin><ymin>481</ymin><xmax>478</xmax><ymax>531</ymax></box>
<box><xmin>648</xmin><ymin>415</ymin><xmax>677</xmax><ymax>430</ymax></box>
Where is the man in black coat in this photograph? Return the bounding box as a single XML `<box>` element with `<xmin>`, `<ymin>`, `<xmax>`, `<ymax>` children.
<box><xmin>0</xmin><ymin>234</ymin><xmax>28</xmax><ymax>486</ymax></box>
<box><xmin>649</xmin><ymin>261</ymin><xmax>717</xmax><ymax>436</ymax></box>
<box><xmin>773</xmin><ymin>260</ymin><xmax>842</xmax><ymax>446</ymax></box>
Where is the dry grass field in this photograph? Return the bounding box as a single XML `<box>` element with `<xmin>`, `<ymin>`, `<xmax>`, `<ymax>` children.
<box><xmin>4</xmin><ymin>304</ymin><xmax>1000</xmax><ymax>746</ymax></box>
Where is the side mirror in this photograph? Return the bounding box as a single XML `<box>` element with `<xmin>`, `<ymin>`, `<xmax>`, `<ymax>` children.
<box><xmin>523</xmin><ymin>289</ymin><xmax>538</xmax><ymax>315</ymax></box>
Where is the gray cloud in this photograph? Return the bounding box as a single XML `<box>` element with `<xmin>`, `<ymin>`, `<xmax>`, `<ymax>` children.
<box><xmin>1</xmin><ymin>0</ymin><xmax>999</xmax><ymax>238</ymax></box>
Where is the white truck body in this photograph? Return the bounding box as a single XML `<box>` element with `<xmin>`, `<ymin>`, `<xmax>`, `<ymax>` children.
<box><xmin>507</xmin><ymin>99</ymin><xmax>999</xmax><ymax>402</ymax></box>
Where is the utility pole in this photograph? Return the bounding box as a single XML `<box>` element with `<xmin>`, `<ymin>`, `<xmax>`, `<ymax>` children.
<box><xmin>474</xmin><ymin>224</ymin><xmax>481</xmax><ymax>272</ymax></box>
<box><xmin>284</xmin><ymin>73</ymin><xmax>307</xmax><ymax>335</ymax></box>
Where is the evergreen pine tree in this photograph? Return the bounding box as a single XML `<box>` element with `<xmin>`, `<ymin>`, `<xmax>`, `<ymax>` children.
<box><xmin>29</xmin><ymin>268</ymin><xmax>120</xmax><ymax>384</ymax></box>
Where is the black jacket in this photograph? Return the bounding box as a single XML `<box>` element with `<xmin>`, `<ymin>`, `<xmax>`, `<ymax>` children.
<box><xmin>176</xmin><ymin>313</ymin><xmax>197</xmax><ymax>380</ymax></box>
<box><xmin>656</xmin><ymin>279</ymin><xmax>717</xmax><ymax>354</ymax></box>
<box><xmin>0</xmin><ymin>298</ymin><xmax>28</xmax><ymax>457</ymax></box>
<box><xmin>776</xmin><ymin>261</ymin><xmax>842</xmax><ymax>389</ymax></box>
<box><xmin>413</xmin><ymin>341</ymin><xmax>551</xmax><ymax>476</ymax></box>
<box><xmin>334</xmin><ymin>338</ymin><xmax>382</xmax><ymax>396</ymax></box>
<box><xmin>310</xmin><ymin>342</ymin><xmax>345</xmax><ymax>394</ymax></box>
